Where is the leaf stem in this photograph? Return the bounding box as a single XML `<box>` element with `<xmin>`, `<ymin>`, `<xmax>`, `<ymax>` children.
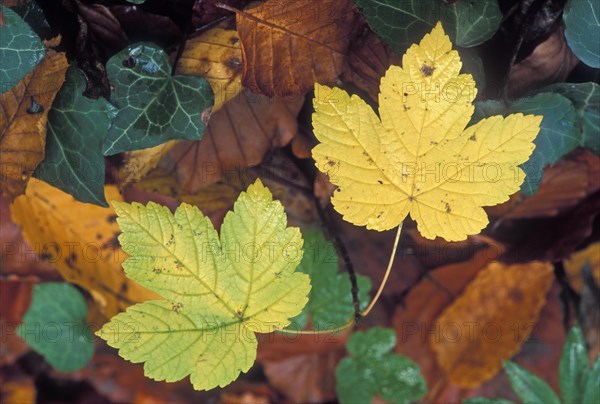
<box><xmin>276</xmin><ymin>223</ymin><xmax>403</xmax><ymax>335</ymax></box>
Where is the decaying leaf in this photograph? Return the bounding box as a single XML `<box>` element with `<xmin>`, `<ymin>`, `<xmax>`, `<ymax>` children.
<box><xmin>563</xmin><ymin>242</ymin><xmax>600</xmax><ymax>293</ymax></box>
<box><xmin>313</xmin><ymin>23</ymin><xmax>541</xmax><ymax>241</ymax></box>
<box><xmin>235</xmin><ymin>0</ymin><xmax>362</xmax><ymax>96</ymax></box>
<box><xmin>10</xmin><ymin>179</ymin><xmax>158</xmax><ymax>318</ymax></box>
<box><xmin>431</xmin><ymin>261</ymin><xmax>554</xmax><ymax>388</ymax></box>
<box><xmin>176</xmin><ymin>26</ymin><xmax>243</xmax><ymax>111</ymax></box>
<box><xmin>0</xmin><ymin>48</ymin><xmax>67</xmax><ymax>200</ymax></box>
<box><xmin>97</xmin><ymin>180</ymin><xmax>311</xmax><ymax>390</ymax></box>
<box><xmin>162</xmin><ymin>89</ymin><xmax>304</xmax><ymax>191</ymax></box>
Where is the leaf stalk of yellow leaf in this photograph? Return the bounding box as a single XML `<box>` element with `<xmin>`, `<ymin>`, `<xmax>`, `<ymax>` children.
<box><xmin>277</xmin><ymin>223</ymin><xmax>403</xmax><ymax>335</ymax></box>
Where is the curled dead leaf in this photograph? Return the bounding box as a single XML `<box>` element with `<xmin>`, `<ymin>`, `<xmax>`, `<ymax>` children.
<box><xmin>0</xmin><ymin>49</ymin><xmax>67</xmax><ymax>200</ymax></box>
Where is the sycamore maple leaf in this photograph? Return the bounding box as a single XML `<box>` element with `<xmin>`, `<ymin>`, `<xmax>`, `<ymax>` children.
<box><xmin>97</xmin><ymin>180</ymin><xmax>310</xmax><ymax>390</ymax></box>
<box><xmin>312</xmin><ymin>22</ymin><xmax>542</xmax><ymax>241</ymax></box>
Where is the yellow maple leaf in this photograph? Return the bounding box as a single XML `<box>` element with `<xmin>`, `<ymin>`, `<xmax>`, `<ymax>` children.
<box><xmin>312</xmin><ymin>22</ymin><xmax>542</xmax><ymax>241</ymax></box>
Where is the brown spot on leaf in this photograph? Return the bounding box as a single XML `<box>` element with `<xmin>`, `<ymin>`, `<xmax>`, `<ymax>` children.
<box><xmin>421</xmin><ymin>64</ymin><xmax>434</xmax><ymax>77</ymax></box>
<box><xmin>469</xmin><ymin>134</ymin><xmax>477</xmax><ymax>141</ymax></box>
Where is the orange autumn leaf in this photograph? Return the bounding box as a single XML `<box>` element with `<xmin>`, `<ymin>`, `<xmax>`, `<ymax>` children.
<box><xmin>234</xmin><ymin>0</ymin><xmax>361</xmax><ymax>96</ymax></box>
<box><xmin>431</xmin><ymin>261</ymin><xmax>554</xmax><ymax>388</ymax></box>
<box><xmin>10</xmin><ymin>179</ymin><xmax>158</xmax><ymax>319</ymax></box>
<box><xmin>0</xmin><ymin>49</ymin><xmax>67</xmax><ymax>200</ymax></box>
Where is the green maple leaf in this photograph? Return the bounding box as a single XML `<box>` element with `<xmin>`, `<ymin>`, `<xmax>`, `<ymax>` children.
<box><xmin>102</xmin><ymin>43</ymin><xmax>213</xmax><ymax>155</ymax></box>
<box><xmin>97</xmin><ymin>180</ymin><xmax>311</xmax><ymax>390</ymax></box>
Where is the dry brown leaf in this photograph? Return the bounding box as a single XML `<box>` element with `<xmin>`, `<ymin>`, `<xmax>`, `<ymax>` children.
<box><xmin>10</xmin><ymin>179</ymin><xmax>158</xmax><ymax>319</ymax></box>
<box><xmin>235</xmin><ymin>0</ymin><xmax>362</xmax><ymax>96</ymax></box>
<box><xmin>161</xmin><ymin>89</ymin><xmax>304</xmax><ymax>191</ymax></box>
<box><xmin>432</xmin><ymin>261</ymin><xmax>554</xmax><ymax>388</ymax></box>
<box><xmin>342</xmin><ymin>28</ymin><xmax>400</xmax><ymax>102</ymax></box>
<box><xmin>0</xmin><ymin>49</ymin><xmax>67</xmax><ymax>201</ymax></box>
<box><xmin>507</xmin><ymin>25</ymin><xmax>579</xmax><ymax>96</ymax></box>
<box><xmin>504</xmin><ymin>150</ymin><xmax>600</xmax><ymax>219</ymax></box>
<box><xmin>176</xmin><ymin>26</ymin><xmax>243</xmax><ymax>111</ymax></box>
<box><xmin>563</xmin><ymin>242</ymin><xmax>600</xmax><ymax>293</ymax></box>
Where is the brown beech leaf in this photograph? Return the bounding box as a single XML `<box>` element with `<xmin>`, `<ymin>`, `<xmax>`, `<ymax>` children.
<box><xmin>342</xmin><ymin>28</ymin><xmax>400</xmax><ymax>102</ymax></box>
<box><xmin>234</xmin><ymin>0</ymin><xmax>362</xmax><ymax>96</ymax></box>
<box><xmin>508</xmin><ymin>25</ymin><xmax>579</xmax><ymax>96</ymax></box>
<box><xmin>432</xmin><ymin>261</ymin><xmax>554</xmax><ymax>388</ymax></box>
<box><xmin>492</xmin><ymin>150</ymin><xmax>600</xmax><ymax>262</ymax></box>
<box><xmin>393</xmin><ymin>245</ymin><xmax>505</xmax><ymax>386</ymax></box>
<box><xmin>261</xmin><ymin>346</ymin><xmax>346</xmax><ymax>402</ymax></box>
<box><xmin>0</xmin><ymin>49</ymin><xmax>67</xmax><ymax>201</ymax></box>
<box><xmin>503</xmin><ymin>150</ymin><xmax>600</xmax><ymax>219</ymax></box>
<box><xmin>160</xmin><ymin>89</ymin><xmax>304</xmax><ymax>191</ymax></box>
<box><xmin>10</xmin><ymin>179</ymin><xmax>158</xmax><ymax>319</ymax></box>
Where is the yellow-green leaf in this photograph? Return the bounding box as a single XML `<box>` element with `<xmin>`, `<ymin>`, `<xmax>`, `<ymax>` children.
<box><xmin>97</xmin><ymin>179</ymin><xmax>311</xmax><ymax>390</ymax></box>
<box><xmin>312</xmin><ymin>22</ymin><xmax>541</xmax><ymax>241</ymax></box>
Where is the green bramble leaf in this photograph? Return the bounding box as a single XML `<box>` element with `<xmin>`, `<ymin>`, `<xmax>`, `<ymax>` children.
<box><xmin>0</xmin><ymin>4</ymin><xmax>45</xmax><ymax>92</ymax></box>
<box><xmin>335</xmin><ymin>327</ymin><xmax>427</xmax><ymax>404</ymax></box>
<box><xmin>351</xmin><ymin>0</ymin><xmax>501</xmax><ymax>52</ymax></box>
<box><xmin>503</xmin><ymin>361</ymin><xmax>561</xmax><ymax>404</ymax></box>
<box><xmin>464</xmin><ymin>399</ymin><xmax>514</xmax><ymax>404</ymax></box>
<box><xmin>17</xmin><ymin>283</ymin><xmax>94</xmax><ymax>372</ymax></box>
<box><xmin>97</xmin><ymin>179</ymin><xmax>311</xmax><ymax>390</ymax></box>
<box><xmin>563</xmin><ymin>0</ymin><xmax>600</xmax><ymax>68</ymax></box>
<box><xmin>559</xmin><ymin>325</ymin><xmax>590</xmax><ymax>403</ymax></box>
<box><xmin>583</xmin><ymin>355</ymin><xmax>600</xmax><ymax>404</ymax></box>
<box><xmin>34</xmin><ymin>66</ymin><xmax>116</xmax><ymax>206</ymax></box>
<box><xmin>288</xmin><ymin>229</ymin><xmax>371</xmax><ymax>330</ymax></box>
<box><xmin>102</xmin><ymin>43</ymin><xmax>213</xmax><ymax>155</ymax></box>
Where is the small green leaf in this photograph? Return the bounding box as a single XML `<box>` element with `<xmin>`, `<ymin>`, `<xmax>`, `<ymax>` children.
<box><xmin>336</xmin><ymin>328</ymin><xmax>427</xmax><ymax>404</ymax></box>
<box><xmin>17</xmin><ymin>283</ymin><xmax>94</xmax><ymax>372</ymax></box>
<box><xmin>582</xmin><ymin>355</ymin><xmax>600</xmax><ymax>404</ymax></box>
<box><xmin>288</xmin><ymin>229</ymin><xmax>371</xmax><ymax>330</ymax></box>
<box><xmin>351</xmin><ymin>0</ymin><xmax>501</xmax><ymax>52</ymax></box>
<box><xmin>563</xmin><ymin>0</ymin><xmax>600</xmax><ymax>68</ymax></box>
<box><xmin>35</xmin><ymin>66</ymin><xmax>116</xmax><ymax>206</ymax></box>
<box><xmin>503</xmin><ymin>361</ymin><xmax>561</xmax><ymax>404</ymax></box>
<box><xmin>103</xmin><ymin>43</ymin><xmax>213</xmax><ymax>155</ymax></box>
<box><xmin>559</xmin><ymin>325</ymin><xmax>590</xmax><ymax>403</ymax></box>
<box><xmin>97</xmin><ymin>179</ymin><xmax>311</xmax><ymax>390</ymax></box>
<box><xmin>474</xmin><ymin>93</ymin><xmax>580</xmax><ymax>195</ymax></box>
<box><xmin>543</xmin><ymin>82</ymin><xmax>600</xmax><ymax>154</ymax></box>
<box><xmin>463</xmin><ymin>398</ymin><xmax>514</xmax><ymax>404</ymax></box>
<box><xmin>0</xmin><ymin>4</ymin><xmax>45</xmax><ymax>92</ymax></box>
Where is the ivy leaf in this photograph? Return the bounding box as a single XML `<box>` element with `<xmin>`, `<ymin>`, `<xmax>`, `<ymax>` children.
<box><xmin>17</xmin><ymin>283</ymin><xmax>94</xmax><ymax>372</ymax></box>
<box><xmin>563</xmin><ymin>0</ymin><xmax>600</xmax><ymax>68</ymax></box>
<box><xmin>543</xmin><ymin>82</ymin><xmax>600</xmax><ymax>154</ymax></box>
<box><xmin>312</xmin><ymin>22</ymin><xmax>541</xmax><ymax>241</ymax></box>
<box><xmin>34</xmin><ymin>66</ymin><xmax>116</xmax><ymax>206</ymax></box>
<box><xmin>503</xmin><ymin>361</ymin><xmax>561</xmax><ymax>404</ymax></box>
<box><xmin>474</xmin><ymin>93</ymin><xmax>581</xmax><ymax>195</ymax></box>
<box><xmin>335</xmin><ymin>327</ymin><xmax>427</xmax><ymax>404</ymax></box>
<box><xmin>559</xmin><ymin>325</ymin><xmax>590</xmax><ymax>404</ymax></box>
<box><xmin>102</xmin><ymin>43</ymin><xmax>213</xmax><ymax>155</ymax></box>
<box><xmin>352</xmin><ymin>0</ymin><xmax>501</xmax><ymax>52</ymax></box>
<box><xmin>97</xmin><ymin>179</ymin><xmax>311</xmax><ymax>390</ymax></box>
<box><xmin>289</xmin><ymin>229</ymin><xmax>371</xmax><ymax>330</ymax></box>
<box><xmin>0</xmin><ymin>5</ymin><xmax>45</xmax><ymax>92</ymax></box>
